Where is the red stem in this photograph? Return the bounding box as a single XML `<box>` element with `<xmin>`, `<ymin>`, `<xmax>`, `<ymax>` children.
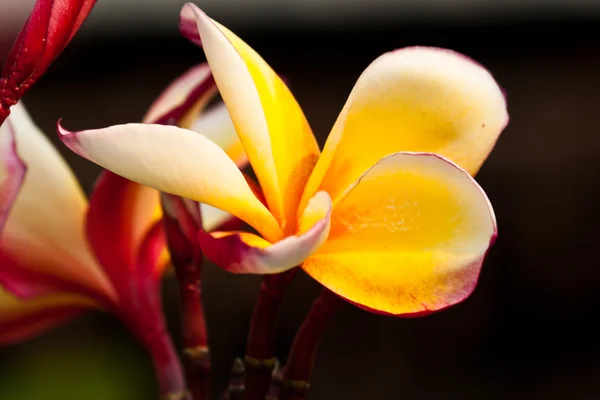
<box><xmin>128</xmin><ymin>254</ymin><xmax>189</xmax><ymax>400</ymax></box>
<box><xmin>162</xmin><ymin>194</ymin><xmax>210</xmax><ymax>399</ymax></box>
<box><xmin>175</xmin><ymin>258</ymin><xmax>210</xmax><ymax>400</ymax></box>
<box><xmin>278</xmin><ymin>288</ymin><xmax>341</xmax><ymax>400</ymax></box>
<box><xmin>140</xmin><ymin>323</ymin><xmax>189</xmax><ymax>400</ymax></box>
<box><xmin>244</xmin><ymin>270</ymin><xmax>297</xmax><ymax>400</ymax></box>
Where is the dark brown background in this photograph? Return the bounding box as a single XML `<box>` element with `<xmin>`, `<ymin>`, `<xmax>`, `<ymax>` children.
<box><xmin>1</xmin><ymin>5</ymin><xmax>600</xmax><ymax>400</ymax></box>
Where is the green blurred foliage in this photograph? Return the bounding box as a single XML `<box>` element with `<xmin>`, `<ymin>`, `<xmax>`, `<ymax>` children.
<box><xmin>0</xmin><ymin>313</ymin><xmax>156</xmax><ymax>400</ymax></box>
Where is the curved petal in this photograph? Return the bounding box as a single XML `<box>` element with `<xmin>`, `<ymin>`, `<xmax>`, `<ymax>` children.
<box><xmin>184</xmin><ymin>4</ymin><xmax>320</xmax><ymax>231</ymax></box>
<box><xmin>302</xmin><ymin>153</ymin><xmax>496</xmax><ymax>316</ymax></box>
<box><xmin>0</xmin><ymin>120</ymin><xmax>26</xmax><ymax>232</ymax></box>
<box><xmin>301</xmin><ymin>47</ymin><xmax>508</xmax><ymax>210</ymax></box>
<box><xmin>86</xmin><ymin>171</ymin><xmax>163</xmax><ymax>296</ymax></box>
<box><xmin>0</xmin><ymin>288</ymin><xmax>90</xmax><ymax>345</ymax></box>
<box><xmin>199</xmin><ymin>191</ymin><xmax>331</xmax><ymax>274</ymax></box>
<box><xmin>1</xmin><ymin>103</ymin><xmax>115</xmax><ymax>302</ymax></box>
<box><xmin>58</xmin><ymin>122</ymin><xmax>281</xmax><ymax>241</ymax></box>
<box><xmin>142</xmin><ymin>63</ymin><xmax>217</xmax><ymax>127</ymax></box>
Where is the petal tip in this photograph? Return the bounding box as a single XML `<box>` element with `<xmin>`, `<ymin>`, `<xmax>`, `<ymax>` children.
<box><xmin>179</xmin><ymin>3</ymin><xmax>205</xmax><ymax>46</ymax></box>
<box><xmin>56</xmin><ymin>120</ymin><xmax>88</xmax><ymax>159</ymax></box>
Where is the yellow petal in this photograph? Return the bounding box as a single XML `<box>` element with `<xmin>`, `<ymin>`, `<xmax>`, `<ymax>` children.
<box><xmin>302</xmin><ymin>153</ymin><xmax>496</xmax><ymax>315</ymax></box>
<box><xmin>186</xmin><ymin>4</ymin><xmax>320</xmax><ymax>233</ymax></box>
<box><xmin>199</xmin><ymin>191</ymin><xmax>331</xmax><ymax>274</ymax></box>
<box><xmin>301</xmin><ymin>47</ymin><xmax>508</xmax><ymax>210</ymax></box>
<box><xmin>59</xmin><ymin>122</ymin><xmax>281</xmax><ymax>241</ymax></box>
<box><xmin>1</xmin><ymin>103</ymin><xmax>116</xmax><ymax>302</ymax></box>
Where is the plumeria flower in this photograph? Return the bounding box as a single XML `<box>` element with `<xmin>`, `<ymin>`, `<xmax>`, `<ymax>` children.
<box><xmin>1</xmin><ymin>0</ymin><xmax>97</xmax><ymax>122</ymax></box>
<box><xmin>0</xmin><ymin>66</ymin><xmax>243</xmax><ymax>396</ymax></box>
<box><xmin>58</xmin><ymin>4</ymin><xmax>508</xmax><ymax>316</ymax></box>
<box><xmin>0</xmin><ymin>103</ymin><xmax>186</xmax><ymax>396</ymax></box>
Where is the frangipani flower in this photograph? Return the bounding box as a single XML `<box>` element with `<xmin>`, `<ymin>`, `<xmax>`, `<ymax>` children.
<box><xmin>0</xmin><ymin>70</ymin><xmax>242</xmax><ymax>395</ymax></box>
<box><xmin>0</xmin><ymin>0</ymin><xmax>97</xmax><ymax>122</ymax></box>
<box><xmin>59</xmin><ymin>4</ymin><xmax>508</xmax><ymax>316</ymax></box>
<box><xmin>0</xmin><ymin>61</ymin><xmax>243</xmax><ymax>341</ymax></box>
<box><xmin>0</xmin><ymin>103</ymin><xmax>171</xmax><ymax>355</ymax></box>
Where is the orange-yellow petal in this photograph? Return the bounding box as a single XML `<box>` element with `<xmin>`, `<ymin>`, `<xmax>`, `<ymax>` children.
<box><xmin>302</xmin><ymin>153</ymin><xmax>496</xmax><ymax>316</ymax></box>
<box><xmin>0</xmin><ymin>288</ymin><xmax>92</xmax><ymax>345</ymax></box>
<box><xmin>301</xmin><ymin>47</ymin><xmax>508</xmax><ymax>210</ymax></box>
<box><xmin>184</xmin><ymin>4</ymin><xmax>320</xmax><ymax>233</ymax></box>
<box><xmin>59</xmin><ymin>122</ymin><xmax>281</xmax><ymax>241</ymax></box>
<box><xmin>1</xmin><ymin>103</ymin><xmax>115</xmax><ymax>302</ymax></box>
<box><xmin>199</xmin><ymin>192</ymin><xmax>332</xmax><ymax>274</ymax></box>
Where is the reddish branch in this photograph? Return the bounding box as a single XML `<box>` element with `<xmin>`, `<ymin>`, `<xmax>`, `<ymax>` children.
<box><xmin>277</xmin><ymin>288</ymin><xmax>342</xmax><ymax>400</ymax></box>
<box><xmin>243</xmin><ymin>270</ymin><xmax>297</xmax><ymax>400</ymax></box>
<box><xmin>162</xmin><ymin>194</ymin><xmax>210</xmax><ymax>399</ymax></box>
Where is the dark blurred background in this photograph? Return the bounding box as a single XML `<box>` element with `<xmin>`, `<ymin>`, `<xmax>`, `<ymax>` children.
<box><xmin>2</xmin><ymin>0</ymin><xmax>600</xmax><ymax>399</ymax></box>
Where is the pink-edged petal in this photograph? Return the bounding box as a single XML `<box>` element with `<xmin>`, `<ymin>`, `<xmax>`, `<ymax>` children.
<box><xmin>302</xmin><ymin>153</ymin><xmax>496</xmax><ymax>316</ymax></box>
<box><xmin>0</xmin><ymin>119</ymin><xmax>26</xmax><ymax>232</ymax></box>
<box><xmin>199</xmin><ymin>191</ymin><xmax>331</xmax><ymax>274</ymax></box>
<box><xmin>86</xmin><ymin>171</ymin><xmax>163</xmax><ymax>297</ymax></box>
<box><xmin>142</xmin><ymin>63</ymin><xmax>216</xmax><ymax>127</ymax></box>
<box><xmin>0</xmin><ymin>0</ymin><xmax>97</xmax><ymax>116</ymax></box>
<box><xmin>1</xmin><ymin>103</ymin><xmax>115</xmax><ymax>303</ymax></box>
<box><xmin>0</xmin><ymin>248</ymin><xmax>106</xmax><ymax>306</ymax></box>
<box><xmin>58</xmin><ymin>121</ymin><xmax>281</xmax><ymax>241</ymax></box>
<box><xmin>0</xmin><ymin>250</ymin><xmax>61</xmax><ymax>299</ymax></box>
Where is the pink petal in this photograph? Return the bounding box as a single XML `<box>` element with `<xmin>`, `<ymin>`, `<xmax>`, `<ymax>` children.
<box><xmin>179</xmin><ymin>3</ymin><xmax>202</xmax><ymax>47</ymax></box>
<box><xmin>86</xmin><ymin>171</ymin><xmax>162</xmax><ymax>296</ymax></box>
<box><xmin>143</xmin><ymin>63</ymin><xmax>216</xmax><ymax>126</ymax></box>
<box><xmin>198</xmin><ymin>192</ymin><xmax>332</xmax><ymax>274</ymax></box>
<box><xmin>0</xmin><ymin>119</ymin><xmax>25</xmax><ymax>232</ymax></box>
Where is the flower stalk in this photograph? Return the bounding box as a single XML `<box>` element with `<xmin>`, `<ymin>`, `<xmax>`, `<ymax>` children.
<box><xmin>138</xmin><ymin>322</ymin><xmax>189</xmax><ymax>400</ymax></box>
<box><xmin>277</xmin><ymin>288</ymin><xmax>342</xmax><ymax>400</ymax></box>
<box><xmin>162</xmin><ymin>194</ymin><xmax>210</xmax><ymax>399</ymax></box>
<box><xmin>244</xmin><ymin>270</ymin><xmax>297</xmax><ymax>400</ymax></box>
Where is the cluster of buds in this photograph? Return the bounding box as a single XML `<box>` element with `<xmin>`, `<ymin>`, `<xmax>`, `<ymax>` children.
<box><xmin>0</xmin><ymin>1</ymin><xmax>508</xmax><ymax>399</ymax></box>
